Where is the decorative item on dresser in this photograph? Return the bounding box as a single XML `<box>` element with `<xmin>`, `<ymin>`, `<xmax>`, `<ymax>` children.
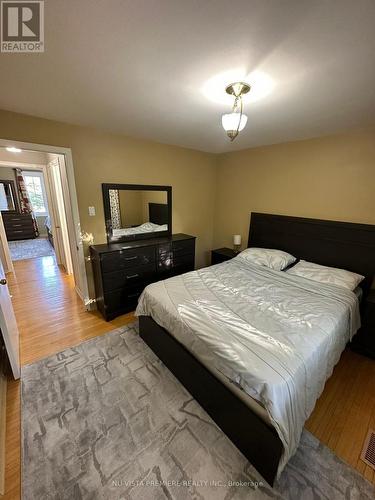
<box><xmin>90</xmin><ymin>233</ymin><xmax>195</xmax><ymax>321</ymax></box>
<box><xmin>1</xmin><ymin>212</ymin><xmax>36</xmax><ymax>241</ymax></box>
<box><xmin>351</xmin><ymin>289</ymin><xmax>375</xmax><ymax>359</ymax></box>
<box><xmin>211</xmin><ymin>247</ymin><xmax>237</xmax><ymax>265</ymax></box>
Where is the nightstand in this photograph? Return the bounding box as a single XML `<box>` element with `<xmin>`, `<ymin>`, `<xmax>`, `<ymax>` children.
<box><xmin>211</xmin><ymin>247</ymin><xmax>238</xmax><ymax>265</ymax></box>
<box><xmin>351</xmin><ymin>290</ymin><xmax>375</xmax><ymax>359</ymax></box>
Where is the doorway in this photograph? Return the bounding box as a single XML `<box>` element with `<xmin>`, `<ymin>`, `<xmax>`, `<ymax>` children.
<box><xmin>0</xmin><ymin>140</ymin><xmax>89</xmax><ymax>305</ymax></box>
<box><xmin>0</xmin><ymin>161</ymin><xmax>56</xmax><ymax>262</ymax></box>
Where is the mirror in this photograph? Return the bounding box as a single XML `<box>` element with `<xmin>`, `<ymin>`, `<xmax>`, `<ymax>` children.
<box><xmin>102</xmin><ymin>184</ymin><xmax>172</xmax><ymax>243</ymax></box>
<box><xmin>0</xmin><ymin>180</ymin><xmax>18</xmax><ymax>212</ymax></box>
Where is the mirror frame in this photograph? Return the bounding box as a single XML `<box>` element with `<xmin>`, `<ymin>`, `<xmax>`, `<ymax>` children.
<box><xmin>0</xmin><ymin>179</ymin><xmax>19</xmax><ymax>213</ymax></box>
<box><xmin>102</xmin><ymin>183</ymin><xmax>172</xmax><ymax>244</ymax></box>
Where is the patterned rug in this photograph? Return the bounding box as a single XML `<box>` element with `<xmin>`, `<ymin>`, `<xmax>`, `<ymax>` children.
<box><xmin>9</xmin><ymin>238</ymin><xmax>54</xmax><ymax>261</ymax></box>
<box><xmin>21</xmin><ymin>322</ymin><xmax>375</xmax><ymax>500</ymax></box>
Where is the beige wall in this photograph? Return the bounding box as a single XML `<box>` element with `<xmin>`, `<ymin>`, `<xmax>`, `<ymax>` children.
<box><xmin>0</xmin><ymin>109</ymin><xmax>216</xmax><ymax>297</ymax></box>
<box><xmin>1</xmin><ymin>108</ymin><xmax>374</xmax><ymax>301</ymax></box>
<box><xmin>0</xmin><ymin>166</ymin><xmax>16</xmax><ymax>183</ymax></box>
<box><xmin>213</xmin><ymin>127</ymin><xmax>375</xmax><ymax>249</ymax></box>
<box><xmin>118</xmin><ymin>190</ymin><xmax>143</xmax><ymax>227</ymax></box>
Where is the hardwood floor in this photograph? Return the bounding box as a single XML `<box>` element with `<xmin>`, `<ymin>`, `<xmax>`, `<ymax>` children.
<box><xmin>1</xmin><ymin>256</ymin><xmax>375</xmax><ymax>498</ymax></box>
<box><xmin>306</xmin><ymin>349</ymin><xmax>375</xmax><ymax>484</ymax></box>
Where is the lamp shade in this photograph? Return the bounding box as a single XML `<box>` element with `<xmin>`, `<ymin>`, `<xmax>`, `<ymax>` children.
<box><xmin>233</xmin><ymin>234</ymin><xmax>242</xmax><ymax>246</ymax></box>
<box><xmin>221</xmin><ymin>113</ymin><xmax>248</xmax><ymax>132</ymax></box>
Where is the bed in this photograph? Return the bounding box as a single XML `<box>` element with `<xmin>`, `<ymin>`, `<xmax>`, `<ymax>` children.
<box><xmin>112</xmin><ymin>202</ymin><xmax>169</xmax><ymax>238</ymax></box>
<box><xmin>112</xmin><ymin>222</ymin><xmax>167</xmax><ymax>237</ymax></box>
<box><xmin>136</xmin><ymin>213</ymin><xmax>375</xmax><ymax>485</ymax></box>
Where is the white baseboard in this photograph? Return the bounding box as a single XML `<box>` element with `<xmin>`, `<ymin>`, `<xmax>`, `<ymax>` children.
<box><xmin>75</xmin><ymin>285</ymin><xmax>84</xmax><ymax>301</ymax></box>
<box><xmin>75</xmin><ymin>285</ymin><xmax>97</xmax><ymax>311</ymax></box>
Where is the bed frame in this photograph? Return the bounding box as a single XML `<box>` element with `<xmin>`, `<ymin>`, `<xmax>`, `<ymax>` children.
<box><xmin>148</xmin><ymin>202</ymin><xmax>168</xmax><ymax>225</ymax></box>
<box><xmin>249</xmin><ymin>213</ymin><xmax>375</xmax><ymax>294</ymax></box>
<box><xmin>139</xmin><ymin>213</ymin><xmax>375</xmax><ymax>485</ymax></box>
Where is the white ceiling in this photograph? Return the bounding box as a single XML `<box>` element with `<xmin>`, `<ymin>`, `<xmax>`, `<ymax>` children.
<box><xmin>0</xmin><ymin>147</ymin><xmax>48</xmax><ymax>165</ymax></box>
<box><xmin>0</xmin><ymin>0</ymin><xmax>374</xmax><ymax>153</ymax></box>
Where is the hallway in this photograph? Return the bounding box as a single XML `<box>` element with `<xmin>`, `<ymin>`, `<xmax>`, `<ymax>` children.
<box><xmin>3</xmin><ymin>256</ymin><xmax>134</xmax><ymax>499</ymax></box>
<box><xmin>8</xmin><ymin>239</ymin><xmax>54</xmax><ymax>262</ymax></box>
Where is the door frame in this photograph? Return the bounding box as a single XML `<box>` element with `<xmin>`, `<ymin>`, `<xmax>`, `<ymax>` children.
<box><xmin>0</xmin><ymin>139</ymin><xmax>90</xmax><ymax>307</ymax></box>
<box><xmin>43</xmin><ymin>159</ymin><xmax>72</xmax><ymax>274</ymax></box>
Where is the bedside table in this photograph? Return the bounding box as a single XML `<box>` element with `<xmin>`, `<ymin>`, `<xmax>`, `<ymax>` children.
<box><xmin>211</xmin><ymin>247</ymin><xmax>238</xmax><ymax>265</ymax></box>
<box><xmin>351</xmin><ymin>290</ymin><xmax>375</xmax><ymax>359</ymax></box>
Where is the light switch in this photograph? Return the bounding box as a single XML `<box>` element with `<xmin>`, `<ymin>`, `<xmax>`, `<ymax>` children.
<box><xmin>88</xmin><ymin>206</ymin><xmax>96</xmax><ymax>216</ymax></box>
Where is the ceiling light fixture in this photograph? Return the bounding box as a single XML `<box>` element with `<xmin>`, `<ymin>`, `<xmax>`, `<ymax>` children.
<box><xmin>6</xmin><ymin>146</ymin><xmax>22</xmax><ymax>153</ymax></box>
<box><xmin>221</xmin><ymin>81</ymin><xmax>250</xmax><ymax>141</ymax></box>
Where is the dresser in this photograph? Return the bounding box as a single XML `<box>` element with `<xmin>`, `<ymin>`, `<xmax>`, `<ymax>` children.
<box><xmin>90</xmin><ymin>233</ymin><xmax>196</xmax><ymax>320</ymax></box>
<box><xmin>2</xmin><ymin>212</ymin><xmax>36</xmax><ymax>241</ymax></box>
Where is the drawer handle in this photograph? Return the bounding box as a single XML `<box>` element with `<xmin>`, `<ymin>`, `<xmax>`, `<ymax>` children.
<box><xmin>128</xmin><ymin>292</ymin><xmax>139</xmax><ymax>298</ymax></box>
<box><xmin>126</xmin><ymin>274</ymin><xmax>139</xmax><ymax>279</ymax></box>
<box><xmin>124</xmin><ymin>256</ymin><xmax>138</xmax><ymax>261</ymax></box>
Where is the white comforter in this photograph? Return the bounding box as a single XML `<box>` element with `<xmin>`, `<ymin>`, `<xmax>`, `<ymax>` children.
<box><xmin>112</xmin><ymin>222</ymin><xmax>167</xmax><ymax>238</ymax></box>
<box><xmin>136</xmin><ymin>258</ymin><xmax>360</xmax><ymax>476</ymax></box>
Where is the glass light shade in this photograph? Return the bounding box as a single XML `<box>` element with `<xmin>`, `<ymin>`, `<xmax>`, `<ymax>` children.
<box><xmin>221</xmin><ymin>113</ymin><xmax>248</xmax><ymax>132</ymax></box>
<box><xmin>6</xmin><ymin>146</ymin><xmax>22</xmax><ymax>153</ymax></box>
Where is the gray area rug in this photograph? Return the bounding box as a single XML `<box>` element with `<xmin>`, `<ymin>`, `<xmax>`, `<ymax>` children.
<box><xmin>22</xmin><ymin>322</ymin><xmax>375</xmax><ymax>500</ymax></box>
<box><xmin>9</xmin><ymin>238</ymin><xmax>54</xmax><ymax>261</ymax></box>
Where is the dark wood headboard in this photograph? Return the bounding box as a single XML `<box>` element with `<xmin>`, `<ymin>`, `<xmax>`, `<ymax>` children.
<box><xmin>248</xmin><ymin>213</ymin><xmax>375</xmax><ymax>293</ymax></box>
<box><xmin>149</xmin><ymin>203</ymin><xmax>168</xmax><ymax>225</ymax></box>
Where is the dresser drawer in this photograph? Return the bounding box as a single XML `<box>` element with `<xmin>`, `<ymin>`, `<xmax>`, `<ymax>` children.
<box><xmin>104</xmin><ymin>283</ymin><xmax>146</xmax><ymax>314</ymax></box>
<box><xmin>170</xmin><ymin>263</ymin><xmax>194</xmax><ymax>277</ymax></box>
<box><xmin>5</xmin><ymin>221</ymin><xmax>33</xmax><ymax>229</ymax></box>
<box><xmin>3</xmin><ymin>214</ymin><xmax>33</xmax><ymax>222</ymax></box>
<box><xmin>4</xmin><ymin>217</ymin><xmax>33</xmax><ymax>223</ymax></box>
<box><xmin>172</xmin><ymin>239</ymin><xmax>195</xmax><ymax>256</ymax></box>
<box><xmin>102</xmin><ymin>263</ymin><xmax>156</xmax><ymax>291</ymax></box>
<box><xmin>6</xmin><ymin>228</ymin><xmax>35</xmax><ymax>236</ymax></box>
<box><xmin>3</xmin><ymin>215</ymin><xmax>25</xmax><ymax>222</ymax></box>
<box><xmin>101</xmin><ymin>246</ymin><xmax>155</xmax><ymax>273</ymax></box>
<box><xmin>173</xmin><ymin>252</ymin><xmax>194</xmax><ymax>268</ymax></box>
<box><xmin>6</xmin><ymin>229</ymin><xmax>36</xmax><ymax>241</ymax></box>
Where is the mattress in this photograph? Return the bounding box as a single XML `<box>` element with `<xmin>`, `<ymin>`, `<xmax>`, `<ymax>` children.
<box><xmin>136</xmin><ymin>258</ymin><xmax>360</xmax><ymax>476</ymax></box>
<box><xmin>140</xmin><ymin>283</ymin><xmax>362</xmax><ymax>425</ymax></box>
<box><xmin>112</xmin><ymin>222</ymin><xmax>167</xmax><ymax>238</ymax></box>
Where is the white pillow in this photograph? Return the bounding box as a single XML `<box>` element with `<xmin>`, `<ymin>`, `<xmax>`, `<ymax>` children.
<box><xmin>286</xmin><ymin>260</ymin><xmax>364</xmax><ymax>291</ymax></box>
<box><xmin>235</xmin><ymin>247</ymin><xmax>296</xmax><ymax>271</ymax></box>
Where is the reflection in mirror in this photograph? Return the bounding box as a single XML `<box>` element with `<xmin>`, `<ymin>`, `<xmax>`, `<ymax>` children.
<box><xmin>109</xmin><ymin>189</ymin><xmax>168</xmax><ymax>240</ymax></box>
<box><xmin>0</xmin><ymin>180</ymin><xmax>17</xmax><ymax>211</ymax></box>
